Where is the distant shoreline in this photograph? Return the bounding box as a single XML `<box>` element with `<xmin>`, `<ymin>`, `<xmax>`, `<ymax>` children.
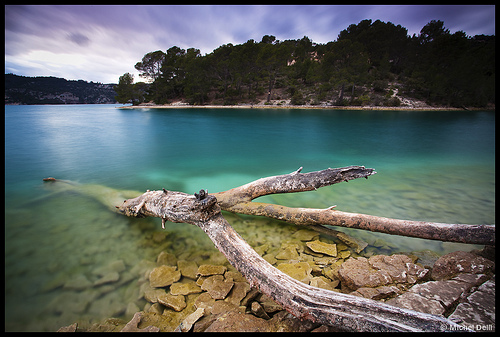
<box><xmin>117</xmin><ymin>103</ymin><xmax>493</xmax><ymax>112</ymax></box>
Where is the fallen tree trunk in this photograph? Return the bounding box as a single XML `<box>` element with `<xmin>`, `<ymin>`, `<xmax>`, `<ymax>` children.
<box><xmin>212</xmin><ymin>166</ymin><xmax>495</xmax><ymax>246</ymax></box>
<box><xmin>116</xmin><ymin>186</ymin><xmax>467</xmax><ymax>331</ymax></box>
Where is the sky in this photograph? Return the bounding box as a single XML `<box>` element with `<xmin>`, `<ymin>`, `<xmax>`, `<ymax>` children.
<box><xmin>5</xmin><ymin>5</ymin><xmax>496</xmax><ymax>84</ymax></box>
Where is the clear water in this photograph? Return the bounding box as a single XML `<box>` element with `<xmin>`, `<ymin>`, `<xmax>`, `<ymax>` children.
<box><xmin>5</xmin><ymin>105</ymin><xmax>495</xmax><ymax>331</ymax></box>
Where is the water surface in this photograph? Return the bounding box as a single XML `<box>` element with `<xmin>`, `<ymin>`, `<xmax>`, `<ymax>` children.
<box><xmin>5</xmin><ymin>105</ymin><xmax>495</xmax><ymax>331</ymax></box>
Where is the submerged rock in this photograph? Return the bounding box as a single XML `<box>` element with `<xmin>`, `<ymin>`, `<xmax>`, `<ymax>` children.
<box><xmin>306</xmin><ymin>240</ymin><xmax>337</xmax><ymax>257</ymax></box>
<box><xmin>149</xmin><ymin>265</ymin><xmax>181</xmax><ymax>288</ymax></box>
<box><xmin>177</xmin><ymin>260</ymin><xmax>198</xmax><ymax>279</ymax></box>
<box><xmin>197</xmin><ymin>264</ymin><xmax>227</xmax><ymax>276</ymax></box>
<box><xmin>277</xmin><ymin>262</ymin><xmax>313</xmax><ymax>283</ymax></box>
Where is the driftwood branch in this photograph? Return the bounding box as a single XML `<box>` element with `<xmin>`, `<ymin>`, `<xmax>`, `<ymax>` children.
<box><xmin>116</xmin><ymin>185</ymin><xmax>466</xmax><ymax>332</ymax></box>
<box><xmin>212</xmin><ymin>166</ymin><xmax>495</xmax><ymax>246</ymax></box>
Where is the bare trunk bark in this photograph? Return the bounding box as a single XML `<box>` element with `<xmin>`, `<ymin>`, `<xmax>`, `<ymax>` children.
<box><xmin>116</xmin><ymin>186</ymin><xmax>467</xmax><ymax>332</ymax></box>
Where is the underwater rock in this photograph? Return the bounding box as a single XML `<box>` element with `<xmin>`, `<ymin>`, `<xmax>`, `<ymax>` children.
<box><xmin>149</xmin><ymin>265</ymin><xmax>181</xmax><ymax>288</ymax></box>
<box><xmin>204</xmin><ymin>310</ymin><xmax>271</xmax><ymax>332</ymax></box>
<box><xmin>94</xmin><ymin>272</ymin><xmax>120</xmax><ymax>286</ymax></box>
<box><xmin>335</xmin><ymin>231</ymin><xmax>368</xmax><ymax>254</ymax></box>
<box><xmin>251</xmin><ymin>301</ymin><xmax>270</xmax><ymax>319</ymax></box>
<box><xmin>276</xmin><ymin>262</ymin><xmax>313</xmax><ymax>283</ymax></box>
<box><xmin>309</xmin><ymin>276</ymin><xmax>339</xmax><ymax>290</ymax></box>
<box><xmin>431</xmin><ymin>251</ymin><xmax>494</xmax><ymax>281</ymax></box>
<box><xmin>169</xmin><ymin>281</ymin><xmax>202</xmax><ymax>296</ymax></box>
<box><xmin>275</xmin><ymin>245</ymin><xmax>300</xmax><ymax>260</ymax></box>
<box><xmin>197</xmin><ymin>264</ymin><xmax>227</xmax><ymax>276</ymax></box>
<box><xmin>201</xmin><ymin>275</ymin><xmax>234</xmax><ymax>300</ymax></box>
<box><xmin>177</xmin><ymin>260</ymin><xmax>198</xmax><ymax>279</ymax></box>
<box><xmin>292</xmin><ymin>229</ymin><xmax>319</xmax><ymax>241</ymax></box>
<box><xmin>194</xmin><ymin>292</ymin><xmax>217</xmax><ymax>314</ymax></box>
<box><xmin>63</xmin><ymin>274</ymin><xmax>92</xmax><ymax>290</ymax></box>
<box><xmin>175</xmin><ymin>307</ymin><xmax>205</xmax><ymax>332</ymax></box>
<box><xmin>157</xmin><ymin>292</ymin><xmax>186</xmax><ymax>312</ymax></box>
<box><xmin>306</xmin><ymin>240</ymin><xmax>337</xmax><ymax>257</ymax></box>
<box><xmin>225</xmin><ymin>281</ymin><xmax>251</xmax><ymax>306</ymax></box>
<box><xmin>156</xmin><ymin>251</ymin><xmax>177</xmax><ymax>266</ymax></box>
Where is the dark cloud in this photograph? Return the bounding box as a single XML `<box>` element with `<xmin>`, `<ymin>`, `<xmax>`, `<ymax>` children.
<box><xmin>68</xmin><ymin>33</ymin><xmax>90</xmax><ymax>46</ymax></box>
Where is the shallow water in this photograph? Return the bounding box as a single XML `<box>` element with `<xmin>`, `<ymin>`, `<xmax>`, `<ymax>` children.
<box><xmin>5</xmin><ymin>105</ymin><xmax>495</xmax><ymax>331</ymax></box>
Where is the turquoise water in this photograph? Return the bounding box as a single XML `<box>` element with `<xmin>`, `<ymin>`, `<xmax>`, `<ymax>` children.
<box><xmin>5</xmin><ymin>105</ymin><xmax>495</xmax><ymax>331</ymax></box>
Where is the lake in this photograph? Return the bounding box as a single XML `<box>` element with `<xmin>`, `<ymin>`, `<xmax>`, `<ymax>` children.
<box><xmin>4</xmin><ymin>104</ymin><xmax>495</xmax><ymax>331</ymax></box>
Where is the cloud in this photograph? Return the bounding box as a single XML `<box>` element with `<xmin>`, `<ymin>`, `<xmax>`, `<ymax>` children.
<box><xmin>4</xmin><ymin>5</ymin><xmax>495</xmax><ymax>84</ymax></box>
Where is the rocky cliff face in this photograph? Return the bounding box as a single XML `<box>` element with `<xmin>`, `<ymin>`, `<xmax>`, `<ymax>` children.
<box><xmin>5</xmin><ymin>74</ymin><xmax>117</xmax><ymax>105</ymax></box>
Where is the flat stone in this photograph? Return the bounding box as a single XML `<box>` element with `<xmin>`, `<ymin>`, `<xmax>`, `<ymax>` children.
<box><xmin>149</xmin><ymin>265</ymin><xmax>181</xmax><ymax>288</ymax></box>
<box><xmin>224</xmin><ymin>270</ymin><xmax>247</xmax><ymax>282</ymax></box>
<box><xmin>157</xmin><ymin>292</ymin><xmax>186</xmax><ymax>311</ymax></box>
<box><xmin>194</xmin><ymin>292</ymin><xmax>217</xmax><ymax>314</ymax></box>
<box><xmin>177</xmin><ymin>260</ymin><xmax>198</xmax><ymax>279</ymax></box>
<box><xmin>225</xmin><ymin>281</ymin><xmax>251</xmax><ymax>306</ymax></box>
<box><xmin>176</xmin><ymin>307</ymin><xmax>205</xmax><ymax>332</ymax></box>
<box><xmin>277</xmin><ymin>262</ymin><xmax>313</xmax><ymax>283</ymax></box>
<box><xmin>156</xmin><ymin>251</ymin><xmax>177</xmax><ymax>266</ymax></box>
<box><xmin>170</xmin><ymin>281</ymin><xmax>202</xmax><ymax>295</ymax></box>
<box><xmin>386</xmin><ymin>292</ymin><xmax>445</xmax><ymax>315</ymax></box>
<box><xmin>211</xmin><ymin>301</ymin><xmax>242</xmax><ymax>315</ymax></box>
<box><xmin>431</xmin><ymin>251</ymin><xmax>494</xmax><ymax>281</ymax></box>
<box><xmin>141</xmin><ymin>283</ymin><xmax>167</xmax><ymax>303</ymax></box>
<box><xmin>339</xmin><ymin>257</ymin><xmax>391</xmax><ymax>290</ymax></box>
<box><xmin>275</xmin><ymin>246</ymin><xmax>299</xmax><ymax>260</ymax></box>
<box><xmin>258</xmin><ymin>294</ymin><xmax>283</xmax><ymax>313</ymax></box>
<box><xmin>368</xmin><ymin>254</ymin><xmax>428</xmax><ymax>284</ymax></box>
<box><xmin>339</xmin><ymin>255</ymin><xmax>429</xmax><ymax>291</ymax></box>
<box><xmin>63</xmin><ymin>274</ymin><xmax>92</xmax><ymax>290</ymax></box>
<box><xmin>251</xmin><ymin>301</ymin><xmax>270</xmax><ymax>319</ymax></box>
<box><xmin>448</xmin><ymin>276</ymin><xmax>495</xmax><ymax>330</ymax></box>
<box><xmin>306</xmin><ymin>240</ymin><xmax>337</xmax><ymax>257</ymax></box>
<box><xmin>292</xmin><ymin>229</ymin><xmax>319</xmax><ymax>241</ymax></box>
<box><xmin>201</xmin><ymin>275</ymin><xmax>234</xmax><ymax>300</ymax></box>
<box><xmin>335</xmin><ymin>231</ymin><xmax>368</xmax><ymax>254</ymax></box>
<box><xmin>92</xmin><ymin>260</ymin><xmax>126</xmax><ymax>277</ymax></box>
<box><xmin>409</xmin><ymin>280</ymin><xmax>473</xmax><ymax>308</ymax></box>
<box><xmin>204</xmin><ymin>310</ymin><xmax>271</xmax><ymax>332</ymax></box>
<box><xmin>309</xmin><ymin>276</ymin><xmax>338</xmax><ymax>290</ymax></box>
<box><xmin>94</xmin><ymin>271</ymin><xmax>120</xmax><ymax>286</ymax></box>
<box><xmin>197</xmin><ymin>264</ymin><xmax>227</xmax><ymax>276</ymax></box>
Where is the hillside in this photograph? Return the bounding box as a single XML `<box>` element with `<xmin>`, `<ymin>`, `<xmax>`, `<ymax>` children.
<box><xmin>116</xmin><ymin>20</ymin><xmax>495</xmax><ymax>109</ymax></box>
<box><xmin>4</xmin><ymin>74</ymin><xmax>117</xmax><ymax>105</ymax></box>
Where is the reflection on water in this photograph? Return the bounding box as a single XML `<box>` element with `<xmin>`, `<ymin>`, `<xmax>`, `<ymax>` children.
<box><xmin>5</xmin><ymin>106</ymin><xmax>494</xmax><ymax>331</ymax></box>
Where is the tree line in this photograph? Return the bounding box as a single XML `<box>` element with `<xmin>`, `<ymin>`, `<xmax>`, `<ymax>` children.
<box><xmin>115</xmin><ymin>20</ymin><xmax>495</xmax><ymax>108</ymax></box>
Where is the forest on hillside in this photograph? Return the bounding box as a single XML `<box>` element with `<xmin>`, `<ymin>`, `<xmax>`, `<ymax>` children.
<box><xmin>5</xmin><ymin>74</ymin><xmax>117</xmax><ymax>105</ymax></box>
<box><xmin>114</xmin><ymin>20</ymin><xmax>495</xmax><ymax>108</ymax></box>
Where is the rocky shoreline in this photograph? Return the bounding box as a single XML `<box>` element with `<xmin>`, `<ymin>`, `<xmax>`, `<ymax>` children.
<box><xmin>117</xmin><ymin>99</ymin><xmax>495</xmax><ymax>112</ymax></box>
<box><xmin>57</xmin><ymin>220</ymin><xmax>495</xmax><ymax>332</ymax></box>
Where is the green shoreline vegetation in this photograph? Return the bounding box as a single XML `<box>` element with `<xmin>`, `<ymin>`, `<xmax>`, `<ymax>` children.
<box><xmin>114</xmin><ymin>19</ymin><xmax>495</xmax><ymax>110</ymax></box>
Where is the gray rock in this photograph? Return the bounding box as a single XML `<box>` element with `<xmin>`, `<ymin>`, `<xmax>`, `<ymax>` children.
<box><xmin>431</xmin><ymin>251</ymin><xmax>494</xmax><ymax>281</ymax></box>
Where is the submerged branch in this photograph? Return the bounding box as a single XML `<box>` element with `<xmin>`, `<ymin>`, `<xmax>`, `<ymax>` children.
<box><xmin>212</xmin><ymin>166</ymin><xmax>495</xmax><ymax>246</ymax></box>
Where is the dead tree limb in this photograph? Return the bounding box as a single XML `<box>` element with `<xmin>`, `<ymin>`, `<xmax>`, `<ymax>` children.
<box><xmin>212</xmin><ymin>166</ymin><xmax>495</xmax><ymax>246</ymax></box>
<box><xmin>116</xmin><ymin>188</ymin><xmax>466</xmax><ymax>332</ymax></box>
